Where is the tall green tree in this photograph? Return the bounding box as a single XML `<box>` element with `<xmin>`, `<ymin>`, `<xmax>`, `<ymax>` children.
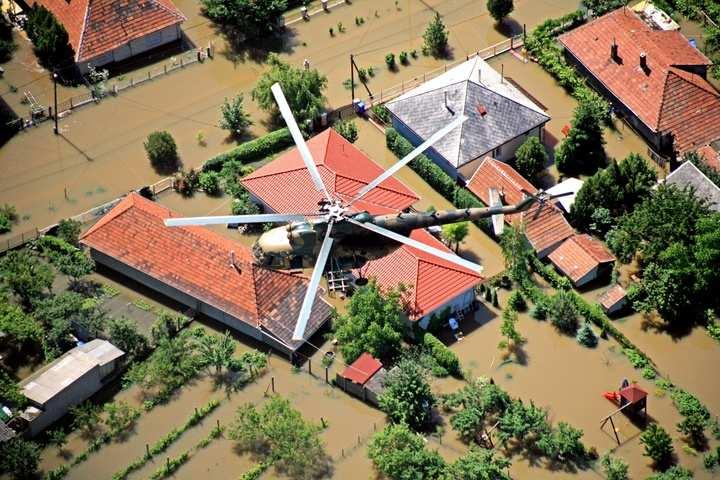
<box><xmin>368</xmin><ymin>424</ymin><xmax>446</xmax><ymax>480</ymax></box>
<box><xmin>333</xmin><ymin>280</ymin><xmax>406</xmax><ymax>363</ymax></box>
<box><xmin>648</xmin><ymin>466</ymin><xmax>694</xmax><ymax>480</ymax></box>
<box><xmin>487</xmin><ymin>0</ymin><xmax>514</xmax><ymax>22</ymax></box>
<box><xmin>219</xmin><ymin>94</ymin><xmax>252</xmax><ymax>136</ymax></box>
<box><xmin>555</xmin><ymin>101</ymin><xmax>607</xmax><ymax>175</ymax></box>
<box><xmin>549</xmin><ymin>289</ymin><xmax>578</xmax><ymax>334</ymax></box>
<box><xmin>197</xmin><ymin>331</ymin><xmax>236</xmax><ymax>374</ymax></box>
<box><xmin>379</xmin><ymin>358</ymin><xmax>435</xmax><ymax>431</ymax></box>
<box><xmin>25</xmin><ymin>4</ymin><xmax>74</xmax><ymax>70</ymax></box>
<box><xmin>423</xmin><ymin>13</ymin><xmax>449</xmax><ymax>57</ymax></box>
<box><xmin>600</xmin><ymin>454</ymin><xmax>629</xmax><ymax>480</ymax></box>
<box><xmin>201</xmin><ymin>0</ymin><xmax>287</xmax><ymax>39</ymax></box>
<box><xmin>229</xmin><ymin>395</ymin><xmax>330</xmax><ymax>479</ymax></box>
<box><xmin>499</xmin><ymin>223</ymin><xmax>533</xmax><ymax>284</ymax></box>
<box><xmin>0</xmin><ymin>438</ymin><xmax>41</xmax><ymax>479</ymax></box>
<box><xmin>144</xmin><ymin>131</ymin><xmax>179</xmax><ymax>174</ymax></box>
<box><xmin>252</xmin><ymin>53</ymin><xmax>327</xmax><ymax>129</ymax></box>
<box><xmin>513</xmin><ymin>136</ymin><xmax>547</xmax><ymax>180</ymax></box>
<box><xmin>582</xmin><ymin>0</ymin><xmax>628</xmax><ymax>16</ymax></box>
<box><xmin>1</xmin><ymin>248</ymin><xmax>54</xmax><ymax>305</ymax></box>
<box><xmin>441</xmin><ymin>221</ymin><xmax>469</xmax><ymax>253</ymax></box>
<box><xmin>108</xmin><ymin>317</ymin><xmax>149</xmax><ymax>361</ymax></box>
<box><xmin>640</xmin><ymin>423</ymin><xmax>674</xmax><ymax>467</ymax></box>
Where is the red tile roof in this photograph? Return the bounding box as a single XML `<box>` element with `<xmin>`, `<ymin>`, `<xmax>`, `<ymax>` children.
<box><xmin>698</xmin><ymin>145</ymin><xmax>720</xmax><ymax>172</ymax></box>
<box><xmin>620</xmin><ymin>384</ymin><xmax>647</xmax><ymax>404</ymax></box>
<box><xmin>358</xmin><ymin>229</ymin><xmax>483</xmax><ymax>320</ymax></box>
<box><xmin>559</xmin><ymin>7</ymin><xmax>720</xmax><ymax>154</ymax></box>
<box><xmin>340</xmin><ymin>352</ymin><xmax>382</xmax><ymax>385</ymax></box>
<box><xmin>242</xmin><ymin>129</ymin><xmax>420</xmax><ymax>215</ymax></box>
<box><xmin>466</xmin><ymin>157</ymin><xmax>574</xmax><ymax>255</ymax></box>
<box><xmin>599</xmin><ymin>284</ymin><xmax>627</xmax><ymax>310</ymax></box>
<box><xmin>80</xmin><ymin>193</ymin><xmax>331</xmax><ymax>350</ymax></box>
<box><xmin>33</xmin><ymin>0</ymin><xmax>186</xmax><ymax>63</ymax></box>
<box><xmin>548</xmin><ymin>234</ymin><xmax>615</xmax><ymax>284</ymax></box>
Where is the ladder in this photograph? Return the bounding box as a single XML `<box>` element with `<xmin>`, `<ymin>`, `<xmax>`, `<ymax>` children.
<box><xmin>24</xmin><ymin>91</ymin><xmax>45</xmax><ymax>116</ymax></box>
<box><xmin>327</xmin><ymin>258</ymin><xmax>352</xmax><ymax>293</ymax></box>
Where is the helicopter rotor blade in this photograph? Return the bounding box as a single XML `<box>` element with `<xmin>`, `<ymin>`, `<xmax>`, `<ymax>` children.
<box><xmin>292</xmin><ymin>222</ymin><xmax>335</xmax><ymax>341</ymax></box>
<box><xmin>346</xmin><ymin>218</ymin><xmax>483</xmax><ymax>274</ymax></box>
<box><xmin>164</xmin><ymin>214</ymin><xmax>306</xmax><ymax>227</ymax></box>
<box><xmin>347</xmin><ymin>114</ymin><xmax>467</xmax><ymax>206</ymax></box>
<box><xmin>488</xmin><ymin>188</ymin><xmax>504</xmax><ymax>236</ymax></box>
<box><xmin>271</xmin><ymin>83</ymin><xmax>333</xmax><ymax>203</ymax></box>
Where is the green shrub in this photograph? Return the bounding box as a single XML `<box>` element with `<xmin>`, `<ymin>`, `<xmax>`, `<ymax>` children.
<box><xmin>148</xmin><ymin>452</ymin><xmax>189</xmax><ymax>480</ymax></box>
<box><xmin>576</xmin><ymin>322</ymin><xmax>598</xmax><ymax>348</ymax></box>
<box><xmin>0</xmin><ymin>203</ymin><xmax>19</xmax><ymax>233</ymax></box>
<box><xmin>399</xmin><ymin>51</ymin><xmax>409</xmax><ymax>65</ymax></box>
<box><xmin>372</xmin><ymin>104</ymin><xmax>391</xmax><ymax>123</ymax></box>
<box><xmin>198</xmin><ymin>171</ymin><xmax>221</xmax><ymax>196</ymax></box>
<box><xmin>423</xmin><ymin>333</ymin><xmax>461</xmax><ymax>377</ymax></box>
<box><xmin>507</xmin><ymin>291</ymin><xmax>527</xmax><ymax>311</ymax></box>
<box><xmin>144</xmin><ymin>131</ymin><xmax>179</xmax><ymax>174</ymax></box>
<box><xmin>385</xmin><ymin>53</ymin><xmax>396</xmax><ymax>69</ymax></box>
<box><xmin>333</xmin><ymin>120</ymin><xmax>358</xmax><ymax>143</ymax></box>
<box><xmin>203</xmin><ymin>128</ymin><xmax>292</xmax><ymax>172</ymax></box>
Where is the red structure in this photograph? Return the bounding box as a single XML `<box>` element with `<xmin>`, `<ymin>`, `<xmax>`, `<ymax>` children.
<box><xmin>340</xmin><ymin>353</ymin><xmax>383</xmax><ymax>386</ymax></box>
<box><xmin>601</xmin><ymin>382</ymin><xmax>648</xmax><ymax>444</ymax></box>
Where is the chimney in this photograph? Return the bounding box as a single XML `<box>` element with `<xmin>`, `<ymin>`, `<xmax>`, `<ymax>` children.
<box><xmin>640</xmin><ymin>52</ymin><xmax>648</xmax><ymax>71</ymax></box>
<box><xmin>610</xmin><ymin>38</ymin><xmax>618</xmax><ymax>61</ymax></box>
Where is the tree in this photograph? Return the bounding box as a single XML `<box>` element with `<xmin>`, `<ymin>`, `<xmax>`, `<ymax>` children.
<box><xmin>379</xmin><ymin>358</ymin><xmax>435</xmax><ymax>431</ymax></box>
<box><xmin>48</xmin><ymin>428</ymin><xmax>68</xmax><ymax>453</ymax></box>
<box><xmin>513</xmin><ymin>136</ymin><xmax>547</xmax><ymax>180</ymax></box>
<box><xmin>0</xmin><ymin>301</ymin><xmax>42</xmax><ymax>347</ymax></box>
<box><xmin>444</xmin><ymin>447</ymin><xmax>511</xmax><ymax>480</ymax></box>
<box><xmin>0</xmin><ymin>369</ymin><xmax>28</xmax><ymax>409</ymax></box>
<box><xmin>0</xmin><ymin>16</ymin><xmax>17</xmax><ymax>63</ymax></box>
<box><xmin>144</xmin><ymin>131</ymin><xmax>179</xmax><ymax>174</ymax></box>
<box><xmin>219</xmin><ymin>95</ymin><xmax>252</xmax><ymax>136</ymax></box>
<box><xmin>57</xmin><ymin>219</ymin><xmax>82</xmax><ymax>246</ymax></box>
<box><xmin>0</xmin><ymin>438</ymin><xmax>40</xmax><ymax>479</ymax></box>
<box><xmin>537</xmin><ymin>422</ymin><xmax>586</xmax><ymax>461</ymax></box>
<box><xmin>441</xmin><ymin>222</ymin><xmax>469</xmax><ymax>253</ymax></box>
<box><xmin>601</xmin><ymin>454</ymin><xmax>629</xmax><ymax>480</ymax></box>
<box><xmin>199</xmin><ymin>171</ymin><xmax>222</xmax><ymax>196</ymax></box>
<box><xmin>640</xmin><ymin>423</ymin><xmax>674</xmax><ymax>466</ymax></box>
<box><xmin>70</xmin><ymin>401</ymin><xmax>102</xmax><ymax>438</ymax></box>
<box><xmin>333</xmin><ymin>280</ymin><xmax>406</xmax><ymax>363</ymax></box>
<box><xmin>496</xmin><ymin>398</ymin><xmax>549</xmax><ymax>446</ymax></box>
<box><xmin>197</xmin><ymin>331</ymin><xmax>236</xmax><ymax>374</ymax></box>
<box><xmin>555</xmin><ymin>100</ymin><xmax>606</xmax><ymax>175</ymax></box>
<box><xmin>252</xmin><ymin>54</ymin><xmax>327</xmax><ymax>129</ymax></box>
<box><xmin>0</xmin><ymin>204</ymin><xmax>19</xmax><ymax>234</ymax></box>
<box><xmin>228</xmin><ymin>395</ymin><xmax>330</xmax><ymax>479</ymax></box>
<box><xmin>333</xmin><ymin>120</ymin><xmax>358</xmax><ymax>143</ymax></box>
<box><xmin>368</xmin><ymin>424</ymin><xmax>446</xmax><ymax>480</ymax></box>
<box><xmin>499</xmin><ymin>224</ymin><xmax>533</xmax><ymax>283</ymax></box>
<box><xmin>25</xmin><ymin>4</ymin><xmax>74</xmax><ymax>69</ymax></box>
<box><xmin>108</xmin><ymin>317</ymin><xmax>149</xmax><ymax>361</ymax></box>
<box><xmin>104</xmin><ymin>401</ymin><xmax>140</xmax><ymax>438</ymax></box>
<box><xmin>582</xmin><ymin>0</ymin><xmax>628</xmax><ymax>16</ymax></box>
<box><xmin>498</xmin><ymin>308</ymin><xmax>524</xmax><ymax>354</ymax></box>
<box><xmin>422</xmin><ymin>13</ymin><xmax>449</xmax><ymax>58</ymax></box>
<box><xmin>444</xmin><ymin>378</ymin><xmax>510</xmax><ymax>442</ymax></box>
<box><xmin>648</xmin><ymin>466</ymin><xmax>694</xmax><ymax>480</ymax></box>
<box><xmin>549</xmin><ymin>289</ymin><xmax>578</xmax><ymax>334</ymax></box>
<box><xmin>487</xmin><ymin>0</ymin><xmax>514</xmax><ymax>22</ymax></box>
<box><xmin>576</xmin><ymin>322</ymin><xmax>598</xmax><ymax>348</ymax></box>
<box><xmin>201</xmin><ymin>0</ymin><xmax>288</xmax><ymax>39</ymax></box>
<box><xmin>0</xmin><ymin>248</ymin><xmax>54</xmax><ymax>305</ymax></box>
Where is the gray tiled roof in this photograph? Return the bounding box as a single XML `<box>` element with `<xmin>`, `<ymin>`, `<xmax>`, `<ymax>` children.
<box><xmin>387</xmin><ymin>78</ymin><xmax>549</xmax><ymax>168</ymax></box>
<box><xmin>665</xmin><ymin>161</ymin><xmax>720</xmax><ymax>211</ymax></box>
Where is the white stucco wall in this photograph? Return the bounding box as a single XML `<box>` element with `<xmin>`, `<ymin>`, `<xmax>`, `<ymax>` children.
<box><xmin>417</xmin><ymin>288</ymin><xmax>476</xmax><ymax>330</ymax></box>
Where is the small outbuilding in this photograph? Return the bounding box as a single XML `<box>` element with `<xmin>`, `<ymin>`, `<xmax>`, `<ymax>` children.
<box><xmin>599</xmin><ymin>284</ymin><xmax>628</xmax><ymax>315</ymax></box>
<box><xmin>336</xmin><ymin>353</ymin><xmax>387</xmax><ymax>406</ymax></box>
<box><xmin>548</xmin><ymin>234</ymin><xmax>615</xmax><ymax>287</ymax></box>
<box><xmin>545</xmin><ymin>177</ymin><xmax>584</xmax><ymax>214</ymax></box>
<box><xmin>18</xmin><ymin>339</ymin><xmax>124</xmax><ymax>436</ymax></box>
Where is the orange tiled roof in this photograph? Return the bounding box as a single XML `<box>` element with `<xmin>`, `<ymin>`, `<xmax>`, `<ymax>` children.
<box><xmin>341</xmin><ymin>352</ymin><xmax>382</xmax><ymax>385</ymax></box>
<box><xmin>466</xmin><ymin>157</ymin><xmax>573</xmax><ymax>254</ymax></box>
<box><xmin>242</xmin><ymin>129</ymin><xmax>419</xmax><ymax>215</ymax></box>
<box><xmin>599</xmin><ymin>284</ymin><xmax>627</xmax><ymax>310</ymax></box>
<box><xmin>33</xmin><ymin>0</ymin><xmax>186</xmax><ymax>63</ymax></box>
<box><xmin>548</xmin><ymin>234</ymin><xmax>615</xmax><ymax>284</ymax></box>
<box><xmin>697</xmin><ymin>145</ymin><xmax>720</xmax><ymax>172</ymax></box>
<box><xmin>558</xmin><ymin>7</ymin><xmax>720</xmax><ymax>154</ymax></box>
<box><xmin>358</xmin><ymin>229</ymin><xmax>483</xmax><ymax>320</ymax></box>
<box><xmin>80</xmin><ymin>193</ymin><xmax>331</xmax><ymax>349</ymax></box>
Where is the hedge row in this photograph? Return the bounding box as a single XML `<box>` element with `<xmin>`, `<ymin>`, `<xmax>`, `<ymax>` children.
<box><xmin>385</xmin><ymin>128</ymin><xmax>492</xmax><ymax>234</ymax></box>
<box><xmin>202</xmin><ymin>128</ymin><xmax>293</xmax><ymax>172</ymax></box>
<box><xmin>423</xmin><ymin>333</ymin><xmax>461</xmax><ymax>377</ymax></box>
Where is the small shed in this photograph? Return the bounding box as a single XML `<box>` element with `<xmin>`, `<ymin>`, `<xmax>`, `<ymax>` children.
<box><xmin>619</xmin><ymin>383</ymin><xmax>648</xmax><ymax>417</ymax></box>
<box><xmin>599</xmin><ymin>284</ymin><xmax>628</xmax><ymax>315</ymax></box>
<box><xmin>545</xmin><ymin>177</ymin><xmax>584</xmax><ymax>213</ymax></box>
<box><xmin>548</xmin><ymin>234</ymin><xmax>616</xmax><ymax>287</ymax></box>
<box><xmin>336</xmin><ymin>353</ymin><xmax>387</xmax><ymax>407</ymax></box>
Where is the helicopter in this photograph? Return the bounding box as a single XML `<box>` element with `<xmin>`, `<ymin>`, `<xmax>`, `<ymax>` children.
<box><xmin>165</xmin><ymin>83</ymin><xmax>569</xmax><ymax>341</ymax></box>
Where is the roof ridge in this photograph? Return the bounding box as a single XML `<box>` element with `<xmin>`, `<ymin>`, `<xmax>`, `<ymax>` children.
<box><xmin>488</xmin><ymin>157</ymin><xmax>531</xmax><ymax>194</ymax></box>
<box><xmin>469</xmin><ymin>80</ymin><xmax>550</xmax><ymax>121</ymax></box>
<box><xmin>333</xmin><ymin>173</ymin><xmax>418</xmax><ymax>200</ymax></box>
<box><xmin>669</xmin><ymin>161</ymin><xmax>720</xmax><ymax>194</ymax></box>
<box><xmin>149</xmin><ymin>0</ymin><xmax>188</xmax><ymax>21</ymax></box>
<box><xmin>75</xmin><ymin>0</ymin><xmax>92</xmax><ymax>63</ymax></box>
<box><xmin>81</xmin><ymin>194</ymin><xmax>137</xmax><ymax>239</ymax></box>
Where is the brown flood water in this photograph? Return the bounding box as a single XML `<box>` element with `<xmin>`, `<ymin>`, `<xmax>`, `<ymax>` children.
<box><xmin>0</xmin><ymin>0</ymin><xmax>581</xmax><ymax>238</ymax></box>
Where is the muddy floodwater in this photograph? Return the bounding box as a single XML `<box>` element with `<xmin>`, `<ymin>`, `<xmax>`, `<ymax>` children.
<box><xmin>0</xmin><ymin>0</ymin><xmax>582</xmax><ymax>237</ymax></box>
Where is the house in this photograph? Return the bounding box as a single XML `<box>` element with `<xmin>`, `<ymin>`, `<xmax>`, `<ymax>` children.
<box><xmin>697</xmin><ymin>144</ymin><xmax>720</xmax><ymax>172</ymax></box>
<box><xmin>664</xmin><ymin>161</ymin><xmax>720</xmax><ymax>211</ymax></box>
<box><xmin>466</xmin><ymin>157</ymin><xmax>574</xmax><ymax>257</ymax></box>
<box><xmin>385</xmin><ymin>56</ymin><xmax>550</xmax><ymax>180</ymax></box>
<box><xmin>31</xmin><ymin>0</ymin><xmax>186</xmax><ymax>74</ymax></box>
<box><xmin>79</xmin><ymin>193</ymin><xmax>333</xmax><ymax>357</ymax></box>
<box><xmin>18</xmin><ymin>339</ymin><xmax>124</xmax><ymax>436</ymax></box>
<box><xmin>548</xmin><ymin>234</ymin><xmax>616</xmax><ymax>287</ymax></box>
<box><xmin>558</xmin><ymin>7</ymin><xmax>720</xmax><ymax>162</ymax></box>
<box><xmin>335</xmin><ymin>352</ymin><xmax>388</xmax><ymax>406</ymax></box>
<box><xmin>545</xmin><ymin>177</ymin><xmax>584</xmax><ymax>214</ymax></box>
<box><xmin>242</xmin><ymin>128</ymin><xmax>483</xmax><ymax>326</ymax></box>
<box><xmin>599</xmin><ymin>284</ymin><xmax>628</xmax><ymax>315</ymax></box>
<box><xmin>356</xmin><ymin>229</ymin><xmax>483</xmax><ymax>329</ymax></box>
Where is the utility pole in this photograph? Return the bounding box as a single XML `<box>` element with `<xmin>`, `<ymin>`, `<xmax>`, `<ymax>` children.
<box><xmin>350</xmin><ymin>54</ymin><xmax>355</xmax><ymax>103</ymax></box>
<box><xmin>53</xmin><ymin>72</ymin><xmax>58</xmax><ymax>135</ymax></box>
